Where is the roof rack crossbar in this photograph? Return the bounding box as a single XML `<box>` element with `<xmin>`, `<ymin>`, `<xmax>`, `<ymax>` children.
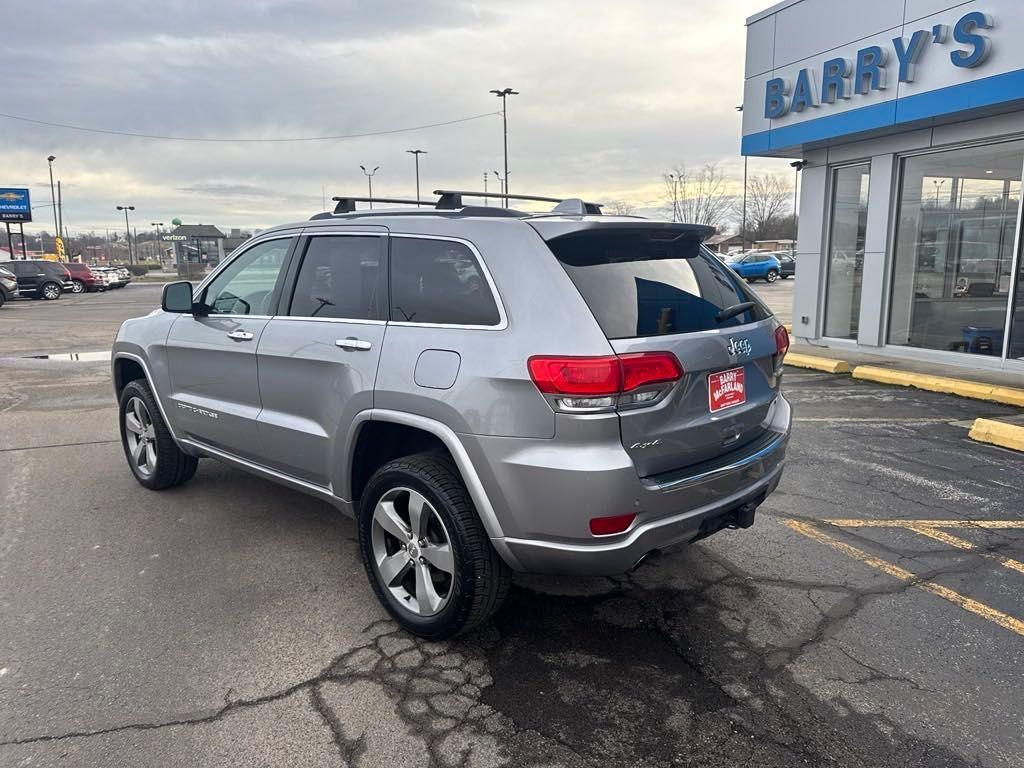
<box><xmin>330</xmin><ymin>196</ymin><xmax>432</xmax><ymax>214</ymax></box>
<box><xmin>432</xmin><ymin>189</ymin><xmax>602</xmax><ymax>215</ymax></box>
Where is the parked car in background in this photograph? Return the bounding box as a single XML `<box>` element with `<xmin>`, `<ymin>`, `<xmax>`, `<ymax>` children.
<box><xmin>95</xmin><ymin>265</ymin><xmax>130</xmax><ymax>289</ymax></box>
<box><xmin>0</xmin><ymin>265</ymin><xmax>19</xmax><ymax>308</ymax></box>
<box><xmin>777</xmin><ymin>253</ymin><xmax>796</xmax><ymax>279</ymax></box>
<box><xmin>725</xmin><ymin>252</ymin><xmax>783</xmax><ymax>283</ymax></box>
<box><xmin>1</xmin><ymin>260</ymin><xmax>74</xmax><ymax>300</ymax></box>
<box><xmin>65</xmin><ymin>262</ymin><xmax>107</xmax><ymax>293</ymax></box>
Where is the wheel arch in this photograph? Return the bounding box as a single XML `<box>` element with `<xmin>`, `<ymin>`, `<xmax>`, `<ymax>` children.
<box><xmin>343</xmin><ymin>410</ymin><xmax>505</xmax><ymax>540</ymax></box>
<box><xmin>112</xmin><ymin>352</ymin><xmax>183</xmax><ymax>448</ymax></box>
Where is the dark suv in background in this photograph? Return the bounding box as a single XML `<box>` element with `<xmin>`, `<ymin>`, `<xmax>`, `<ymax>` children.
<box><xmin>1</xmin><ymin>260</ymin><xmax>74</xmax><ymax>300</ymax></box>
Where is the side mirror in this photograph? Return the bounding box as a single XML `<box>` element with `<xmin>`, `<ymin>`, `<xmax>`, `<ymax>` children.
<box><xmin>162</xmin><ymin>281</ymin><xmax>194</xmax><ymax>313</ymax></box>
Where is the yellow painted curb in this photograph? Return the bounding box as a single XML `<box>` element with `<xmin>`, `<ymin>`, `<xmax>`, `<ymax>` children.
<box><xmin>969</xmin><ymin>419</ymin><xmax>1024</xmax><ymax>453</ymax></box>
<box><xmin>851</xmin><ymin>366</ymin><xmax>1024</xmax><ymax>407</ymax></box>
<box><xmin>784</xmin><ymin>353</ymin><xmax>851</xmax><ymax>374</ymax></box>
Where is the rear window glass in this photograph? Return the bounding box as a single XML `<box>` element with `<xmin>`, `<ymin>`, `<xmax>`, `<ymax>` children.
<box><xmin>547</xmin><ymin>231</ymin><xmax>769</xmax><ymax>339</ymax></box>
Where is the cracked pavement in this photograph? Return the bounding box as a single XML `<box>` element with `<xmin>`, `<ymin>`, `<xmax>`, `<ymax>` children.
<box><xmin>1</xmin><ymin>285</ymin><xmax>1022</xmax><ymax>767</ymax></box>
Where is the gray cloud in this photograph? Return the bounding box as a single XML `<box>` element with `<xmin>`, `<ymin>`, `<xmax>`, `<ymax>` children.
<box><xmin>2</xmin><ymin>0</ymin><xmax>789</xmax><ymax>234</ymax></box>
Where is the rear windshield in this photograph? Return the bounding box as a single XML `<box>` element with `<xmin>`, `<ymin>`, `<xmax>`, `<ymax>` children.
<box><xmin>547</xmin><ymin>230</ymin><xmax>770</xmax><ymax>339</ymax></box>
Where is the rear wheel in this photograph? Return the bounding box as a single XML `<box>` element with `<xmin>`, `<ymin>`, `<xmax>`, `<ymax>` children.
<box><xmin>358</xmin><ymin>454</ymin><xmax>511</xmax><ymax>639</ymax></box>
<box><xmin>0</xmin><ymin>292</ymin><xmax>5</xmax><ymax>309</ymax></box>
<box><xmin>765</xmin><ymin>269</ymin><xmax>779</xmax><ymax>283</ymax></box>
<box><xmin>71</xmin><ymin>279</ymin><xmax>86</xmax><ymax>294</ymax></box>
<box><xmin>40</xmin><ymin>282</ymin><xmax>62</xmax><ymax>300</ymax></box>
<box><xmin>119</xmin><ymin>379</ymin><xmax>198</xmax><ymax>490</ymax></box>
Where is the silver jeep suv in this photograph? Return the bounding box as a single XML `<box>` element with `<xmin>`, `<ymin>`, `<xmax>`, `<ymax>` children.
<box><xmin>112</xmin><ymin>191</ymin><xmax>791</xmax><ymax>638</ymax></box>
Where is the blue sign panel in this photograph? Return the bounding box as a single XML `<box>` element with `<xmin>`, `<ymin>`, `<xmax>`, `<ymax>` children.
<box><xmin>0</xmin><ymin>188</ymin><xmax>32</xmax><ymax>223</ymax></box>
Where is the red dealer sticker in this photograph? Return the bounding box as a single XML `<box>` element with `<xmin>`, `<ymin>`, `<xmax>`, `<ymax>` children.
<box><xmin>708</xmin><ymin>367</ymin><xmax>746</xmax><ymax>413</ymax></box>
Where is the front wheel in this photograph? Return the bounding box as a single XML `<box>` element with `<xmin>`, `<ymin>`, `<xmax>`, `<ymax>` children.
<box><xmin>40</xmin><ymin>282</ymin><xmax>62</xmax><ymax>300</ymax></box>
<box><xmin>765</xmin><ymin>269</ymin><xmax>779</xmax><ymax>283</ymax></box>
<box><xmin>358</xmin><ymin>454</ymin><xmax>511</xmax><ymax>639</ymax></box>
<box><xmin>119</xmin><ymin>379</ymin><xmax>198</xmax><ymax>490</ymax></box>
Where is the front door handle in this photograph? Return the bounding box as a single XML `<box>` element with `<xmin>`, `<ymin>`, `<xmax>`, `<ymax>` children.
<box><xmin>227</xmin><ymin>330</ymin><xmax>255</xmax><ymax>342</ymax></box>
<box><xmin>335</xmin><ymin>338</ymin><xmax>372</xmax><ymax>351</ymax></box>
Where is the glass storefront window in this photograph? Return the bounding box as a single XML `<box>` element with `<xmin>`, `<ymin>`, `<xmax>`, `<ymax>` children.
<box><xmin>823</xmin><ymin>164</ymin><xmax>870</xmax><ymax>339</ymax></box>
<box><xmin>888</xmin><ymin>142</ymin><xmax>1023</xmax><ymax>357</ymax></box>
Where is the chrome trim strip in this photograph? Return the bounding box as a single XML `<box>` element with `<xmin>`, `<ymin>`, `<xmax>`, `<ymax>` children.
<box><xmin>388</xmin><ymin>233</ymin><xmax>509</xmax><ymax>331</ymax></box>
<box><xmin>643</xmin><ymin>430</ymin><xmax>788</xmax><ymax>492</ymax></box>
<box><xmin>269</xmin><ymin>316</ymin><xmax>386</xmax><ymax>326</ymax></box>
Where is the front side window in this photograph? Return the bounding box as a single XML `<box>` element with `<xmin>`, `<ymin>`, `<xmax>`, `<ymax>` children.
<box><xmin>390</xmin><ymin>238</ymin><xmax>500</xmax><ymax>326</ymax></box>
<box><xmin>289</xmin><ymin>236</ymin><xmax>384</xmax><ymax>320</ymax></box>
<box><xmin>823</xmin><ymin>164</ymin><xmax>870</xmax><ymax>339</ymax></box>
<box><xmin>201</xmin><ymin>238</ymin><xmax>291</xmax><ymax>316</ymax></box>
<box><xmin>888</xmin><ymin>141</ymin><xmax>1022</xmax><ymax>356</ymax></box>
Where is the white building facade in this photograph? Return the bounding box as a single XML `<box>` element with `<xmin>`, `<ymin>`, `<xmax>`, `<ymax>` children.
<box><xmin>743</xmin><ymin>0</ymin><xmax>1024</xmax><ymax>372</ymax></box>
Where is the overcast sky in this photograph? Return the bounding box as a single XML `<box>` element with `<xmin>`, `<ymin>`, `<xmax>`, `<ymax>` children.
<box><xmin>2</xmin><ymin>0</ymin><xmax>790</xmax><ymax>236</ymax></box>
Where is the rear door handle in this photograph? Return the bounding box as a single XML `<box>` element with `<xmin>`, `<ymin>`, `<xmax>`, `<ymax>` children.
<box><xmin>227</xmin><ymin>330</ymin><xmax>255</xmax><ymax>342</ymax></box>
<box><xmin>335</xmin><ymin>338</ymin><xmax>372</xmax><ymax>351</ymax></box>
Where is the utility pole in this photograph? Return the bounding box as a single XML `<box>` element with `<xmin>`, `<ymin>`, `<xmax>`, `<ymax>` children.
<box><xmin>151</xmin><ymin>222</ymin><xmax>164</xmax><ymax>263</ymax></box>
<box><xmin>489</xmin><ymin>87</ymin><xmax>518</xmax><ymax>207</ymax></box>
<box><xmin>57</xmin><ymin>180</ymin><xmax>64</xmax><ymax>252</ymax></box>
<box><xmin>666</xmin><ymin>173</ymin><xmax>680</xmax><ymax>223</ymax></box>
<box><xmin>405</xmin><ymin>150</ymin><xmax>427</xmax><ymax>206</ymax></box>
<box><xmin>116</xmin><ymin>205</ymin><xmax>135</xmax><ymax>264</ymax></box>
<box><xmin>483</xmin><ymin>173</ymin><xmax>489</xmax><ymax>206</ymax></box>
<box><xmin>359</xmin><ymin>165</ymin><xmax>380</xmax><ymax>208</ymax></box>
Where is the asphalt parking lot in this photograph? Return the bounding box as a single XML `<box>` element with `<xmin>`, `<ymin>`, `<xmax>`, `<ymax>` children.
<box><xmin>1</xmin><ymin>284</ymin><xmax>1022</xmax><ymax>768</ymax></box>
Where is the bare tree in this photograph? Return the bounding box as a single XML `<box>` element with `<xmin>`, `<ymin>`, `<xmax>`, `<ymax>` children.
<box><xmin>662</xmin><ymin>163</ymin><xmax>734</xmax><ymax>229</ymax></box>
<box><xmin>736</xmin><ymin>173</ymin><xmax>792</xmax><ymax>242</ymax></box>
<box><xmin>605</xmin><ymin>199</ymin><xmax>637</xmax><ymax>216</ymax></box>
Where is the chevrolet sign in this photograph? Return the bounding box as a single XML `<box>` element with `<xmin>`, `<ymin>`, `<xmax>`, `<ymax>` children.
<box><xmin>0</xmin><ymin>188</ymin><xmax>31</xmax><ymax>223</ymax></box>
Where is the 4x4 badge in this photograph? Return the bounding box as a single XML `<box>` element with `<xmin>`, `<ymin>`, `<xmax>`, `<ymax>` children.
<box><xmin>727</xmin><ymin>338</ymin><xmax>753</xmax><ymax>357</ymax></box>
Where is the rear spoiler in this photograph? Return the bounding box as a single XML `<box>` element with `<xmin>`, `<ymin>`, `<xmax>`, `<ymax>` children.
<box><xmin>528</xmin><ymin>220</ymin><xmax>716</xmax><ymax>243</ymax></box>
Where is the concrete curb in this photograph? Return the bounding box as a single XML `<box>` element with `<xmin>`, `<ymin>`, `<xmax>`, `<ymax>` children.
<box><xmin>784</xmin><ymin>353</ymin><xmax>851</xmax><ymax>374</ymax></box>
<box><xmin>969</xmin><ymin>419</ymin><xmax>1024</xmax><ymax>452</ymax></box>
<box><xmin>851</xmin><ymin>366</ymin><xmax>1024</xmax><ymax>408</ymax></box>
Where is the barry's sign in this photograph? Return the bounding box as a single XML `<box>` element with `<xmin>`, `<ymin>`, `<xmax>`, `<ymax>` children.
<box><xmin>765</xmin><ymin>11</ymin><xmax>994</xmax><ymax>120</ymax></box>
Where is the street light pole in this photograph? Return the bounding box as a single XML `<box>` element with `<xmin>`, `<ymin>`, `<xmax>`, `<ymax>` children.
<box><xmin>359</xmin><ymin>165</ymin><xmax>380</xmax><ymax>208</ymax></box>
<box><xmin>151</xmin><ymin>222</ymin><xmax>164</xmax><ymax>263</ymax></box>
<box><xmin>405</xmin><ymin>150</ymin><xmax>426</xmax><ymax>206</ymax></box>
<box><xmin>489</xmin><ymin>87</ymin><xmax>518</xmax><ymax>207</ymax></box>
<box><xmin>483</xmin><ymin>173</ymin><xmax>489</xmax><ymax>206</ymax></box>
<box><xmin>493</xmin><ymin>171</ymin><xmax>508</xmax><ymax>205</ymax></box>
<box><xmin>46</xmin><ymin>156</ymin><xmax>59</xmax><ymax>242</ymax></box>
<box><xmin>116</xmin><ymin>205</ymin><xmax>135</xmax><ymax>264</ymax></box>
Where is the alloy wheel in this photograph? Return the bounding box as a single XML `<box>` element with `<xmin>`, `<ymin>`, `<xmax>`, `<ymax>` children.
<box><xmin>72</xmin><ymin>280</ymin><xmax>85</xmax><ymax>294</ymax></box>
<box><xmin>124</xmin><ymin>396</ymin><xmax>158</xmax><ymax>477</ymax></box>
<box><xmin>370</xmin><ymin>487</ymin><xmax>455</xmax><ymax>617</ymax></box>
<box><xmin>42</xmin><ymin>284</ymin><xmax>60</xmax><ymax>299</ymax></box>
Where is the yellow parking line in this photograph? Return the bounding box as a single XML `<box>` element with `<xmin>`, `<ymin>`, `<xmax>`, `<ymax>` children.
<box><xmin>783</xmin><ymin>519</ymin><xmax>1024</xmax><ymax>638</ymax></box>
<box><xmin>906</xmin><ymin>525</ymin><xmax>1024</xmax><ymax>577</ymax></box>
<box><xmin>824</xmin><ymin>519</ymin><xmax>1024</xmax><ymax>529</ymax></box>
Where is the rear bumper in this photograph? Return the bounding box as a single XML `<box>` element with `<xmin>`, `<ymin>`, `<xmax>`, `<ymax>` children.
<box><xmin>466</xmin><ymin>394</ymin><xmax>791</xmax><ymax>576</ymax></box>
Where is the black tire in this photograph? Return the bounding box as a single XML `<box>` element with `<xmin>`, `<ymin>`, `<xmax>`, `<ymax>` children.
<box><xmin>765</xmin><ymin>269</ymin><xmax>779</xmax><ymax>284</ymax></box>
<box><xmin>40</xmin><ymin>281</ymin><xmax>62</xmax><ymax>300</ymax></box>
<box><xmin>0</xmin><ymin>292</ymin><xmax>5</xmax><ymax>309</ymax></box>
<box><xmin>781</xmin><ymin>274</ymin><xmax>790</xmax><ymax>279</ymax></box>
<box><xmin>71</xmin><ymin>279</ymin><xmax>86</xmax><ymax>294</ymax></box>
<box><xmin>358</xmin><ymin>453</ymin><xmax>512</xmax><ymax>639</ymax></box>
<box><xmin>118</xmin><ymin>379</ymin><xmax>198</xmax><ymax>490</ymax></box>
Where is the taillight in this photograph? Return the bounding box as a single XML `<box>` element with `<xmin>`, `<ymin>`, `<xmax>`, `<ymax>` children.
<box><xmin>528</xmin><ymin>352</ymin><xmax>683</xmax><ymax>411</ymax></box>
<box><xmin>774</xmin><ymin>325</ymin><xmax>790</xmax><ymax>359</ymax></box>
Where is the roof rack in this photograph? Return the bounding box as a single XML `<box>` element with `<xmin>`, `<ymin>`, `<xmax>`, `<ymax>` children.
<box><xmin>310</xmin><ymin>190</ymin><xmax>605</xmax><ymax>220</ymax></box>
<box><xmin>433</xmin><ymin>190</ymin><xmax>602</xmax><ymax>215</ymax></box>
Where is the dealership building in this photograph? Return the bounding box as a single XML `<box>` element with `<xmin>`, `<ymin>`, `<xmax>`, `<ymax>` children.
<box><xmin>743</xmin><ymin>0</ymin><xmax>1024</xmax><ymax>372</ymax></box>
